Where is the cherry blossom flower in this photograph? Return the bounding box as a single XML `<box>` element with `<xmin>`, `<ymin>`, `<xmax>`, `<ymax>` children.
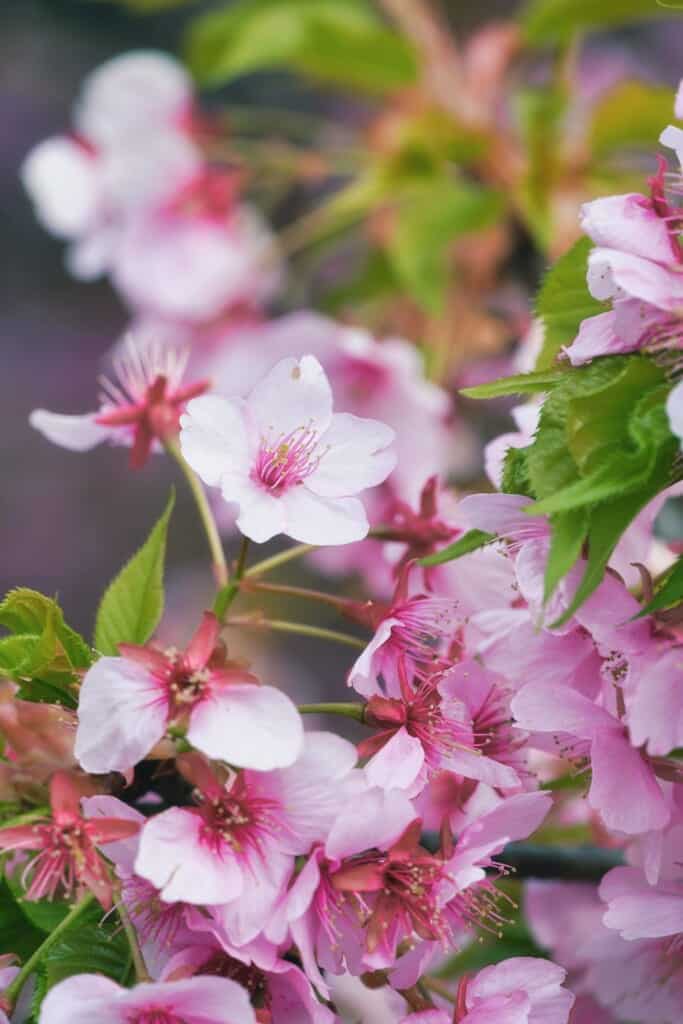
<box><xmin>21</xmin><ymin>52</ymin><xmax>200</xmax><ymax>279</ymax></box>
<box><xmin>30</xmin><ymin>334</ymin><xmax>209</xmax><ymax>468</ymax></box>
<box><xmin>134</xmin><ymin>734</ymin><xmax>358</xmax><ymax>937</ymax></box>
<box><xmin>0</xmin><ymin>772</ymin><xmax>139</xmax><ymax>908</ymax></box>
<box><xmin>400</xmin><ymin>957</ymin><xmax>574</xmax><ymax>1024</ymax></box>
<box><xmin>180</xmin><ymin>354</ymin><xmax>396</xmax><ymax>544</ymax></box>
<box><xmin>75</xmin><ymin>611</ymin><xmax>303</xmax><ymax>773</ymax></box>
<box><xmin>346</xmin><ymin>565</ymin><xmax>461</xmax><ymax>698</ymax></box>
<box><xmin>359</xmin><ymin>658</ymin><xmax>523</xmax><ymax>796</ymax></box>
<box><xmin>38</xmin><ymin>974</ymin><xmax>255</xmax><ymax>1024</ymax></box>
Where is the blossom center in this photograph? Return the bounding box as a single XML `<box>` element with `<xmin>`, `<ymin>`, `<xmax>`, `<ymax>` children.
<box><xmin>130</xmin><ymin>1011</ymin><xmax>186</xmax><ymax>1024</ymax></box>
<box><xmin>252</xmin><ymin>426</ymin><xmax>322</xmax><ymax>494</ymax></box>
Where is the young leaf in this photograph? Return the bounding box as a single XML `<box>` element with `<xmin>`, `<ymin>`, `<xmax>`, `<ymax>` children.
<box><xmin>187</xmin><ymin>0</ymin><xmax>417</xmax><ymax>93</ymax></box>
<box><xmin>389</xmin><ymin>182</ymin><xmax>504</xmax><ymax>313</ymax></box>
<box><xmin>0</xmin><ymin>590</ymin><xmax>91</xmax><ymax>670</ymax></box>
<box><xmin>534</xmin><ymin>237</ymin><xmax>604</xmax><ymax>370</ymax></box>
<box><xmin>419</xmin><ymin>529</ymin><xmax>496</xmax><ymax>567</ymax></box>
<box><xmin>635</xmin><ymin>556</ymin><xmax>683</xmax><ymax>617</ymax></box>
<box><xmin>94</xmin><ymin>490</ymin><xmax>175</xmax><ymax>655</ymax></box>
<box><xmin>461</xmin><ymin>368</ymin><xmax>566</xmax><ymax>400</ymax></box>
<box><xmin>522</xmin><ymin>0</ymin><xmax>677</xmax><ymax>46</ymax></box>
<box><xmin>501</xmin><ymin>446</ymin><xmax>535</xmax><ymax>498</ymax></box>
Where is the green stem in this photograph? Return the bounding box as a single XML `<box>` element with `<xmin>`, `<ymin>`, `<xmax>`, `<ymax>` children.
<box><xmin>214</xmin><ymin>538</ymin><xmax>251</xmax><ymax>621</ymax></box>
<box><xmin>165</xmin><ymin>439</ymin><xmax>228</xmax><ymax>589</ymax></box>
<box><xmin>242</xmin><ymin>579</ymin><xmax>354</xmax><ymax>611</ymax></box>
<box><xmin>116</xmin><ymin>889</ymin><xmax>150</xmax><ymax>982</ymax></box>
<box><xmin>245</xmin><ymin>544</ymin><xmax>317</xmax><ymax>578</ymax></box>
<box><xmin>4</xmin><ymin>893</ymin><xmax>95</xmax><ymax>1006</ymax></box>
<box><xmin>226</xmin><ymin>617</ymin><xmax>366</xmax><ymax>649</ymax></box>
<box><xmin>298</xmin><ymin>702</ymin><xmax>366</xmax><ymax>722</ymax></box>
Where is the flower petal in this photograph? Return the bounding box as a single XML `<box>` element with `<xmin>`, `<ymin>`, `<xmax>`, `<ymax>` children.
<box><xmin>29</xmin><ymin>410</ymin><xmax>111</xmax><ymax>452</ymax></box>
<box><xmin>246</xmin><ymin>354</ymin><xmax>332</xmax><ymax>441</ymax></box>
<box><xmin>179</xmin><ymin>395</ymin><xmax>249</xmax><ymax>486</ymax></box>
<box><xmin>280</xmin><ymin>488</ymin><xmax>369</xmax><ymax>545</ymax></box>
<box><xmin>307</xmin><ymin>412</ymin><xmax>396</xmax><ymax>498</ymax></box>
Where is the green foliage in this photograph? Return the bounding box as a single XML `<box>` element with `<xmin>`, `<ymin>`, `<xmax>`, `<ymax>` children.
<box><xmin>514</xmin><ymin>86</ymin><xmax>567</xmax><ymax>249</ymax></box>
<box><xmin>419</xmin><ymin>529</ymin><xmax>496</xmax><ymax>567</ymax></box>
<box><xmin>187</xmin><ymin>0</ymin><xmax>417</xmax><ymax>93</ymax></box>
<box><xmin>466</xmin><ymin>355</ymin><xmax>680</xmax><ymax>618</ymax></box>
<box><xmin>37</xmin><ymin>906</ymin><xmax>131</xmax><ymax>991</ymax></box>
<box><xmin>534</xmin><ymin>238</ymin><xmax>604</xmax><ymax>370</ymax></box>
<box><xmin>94</xmin><ymin>490</ymin><xmax>175</xmax><ymax>655</ymax></box>
<box><xmin>522</xmin><ymin>0</ymin><xmax>680</xmax><ymax>45</ymax></box>
<box><xmin>389</xmin><ymin>181</ymin><xmax>504</xmax><ymax>312</ymax></box>
<box><xmin>635</xmin><ymin>555</ymin><xmax>683</xmax><ymax>617</ymax></box>
<box><xmin>590</xmin><ymin>81</ymin><xmax>678</xmax><ymax>157</ymax></box>
<box><xmin>0</xmin><ymin>591</ymin><xmax>92</xmax><ymax>707</ymax></box>
<box><xmin>0</xmin><ymin>877</ymin><xmax>44</xmax><ymax>960</ymax></box>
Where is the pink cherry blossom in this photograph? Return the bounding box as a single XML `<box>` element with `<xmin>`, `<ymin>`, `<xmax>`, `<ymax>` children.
<box><xmin>346</xmin><ymin>564</ymin><xmax>460</xmax><ymax>698</ymax></box>
<box><xmin>180</xmin><ymin>354</ymin><xmax>396</xmax><ymax>544</ymax></box>
<box><xmin>359</xmin><ymin>658</ymin><xmax>523</xmax><ymax>796</ymax></box>
<box><xmin>134</xmin><ymin>734</ymin><xmax>357</xmax><ymax>927</ymax></box>
<box><xmin>0</xmin><ymin>772</ymin><xmax>139</xmax><ymax>908</ymax></box>
<box><xmin>600</xmin><ymin>865</ymin><xmax>683</xmax><ymax>943</ymax></box>
<box><xmin>75</xmin><ymin>611</ymin><xmax>303</xmax><ymax>774</ymax></box>
<box><xmin>38</xmin><ymin>974</ymin><xmax>255</xmax><ymax>1024</ymax></box>
<box><xmin>30</xmin><ymin>334</ymin><xmax>209</xmax><ymax>468</ymax></box>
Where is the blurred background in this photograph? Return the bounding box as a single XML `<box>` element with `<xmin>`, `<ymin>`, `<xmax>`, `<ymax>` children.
<box><xmin>2</xmin><ymin>0</ymin><xmax>683</xmax><ymax>707</ymax></box>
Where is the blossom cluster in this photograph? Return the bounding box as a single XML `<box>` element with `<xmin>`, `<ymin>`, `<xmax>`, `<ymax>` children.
<box><xmin>4</xmin><ymin>42</ymin><xmax>683</xmax><ymax>1024</ymax></box>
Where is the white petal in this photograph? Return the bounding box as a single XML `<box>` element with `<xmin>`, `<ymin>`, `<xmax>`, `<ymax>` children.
<box><xmin>21</xmin><ymin>137</ymin><xmax>99</xmax><ymax>238</ymax></box>
<box><xmin>325</xmin><ymin>788</ymin><xmax>416</xmax><ymax>860</ymax></box>
<box><xmin>246</xmin><ymin>355</ymin><xmax>332</xmax><ymax>442</ymax></box>
<box><xmin>29</xmin><ymin>410</ymin><xmax>111</xmax><ymax>452</ymax></box>
<box><xmin>280</xmin><ymin>487</ymin><xmax>368</xmax><ymax>545</ymax></box>
<box><xmin>75</xmin><ymin>657</ymin><xmax>167</xmax><ymax>774</ymax></box>
<box><xmin>135</xmin><ymin>808</ymin><xmax>243</xmax><ymax>904</ymax></box>
<box><xmin>231</xmin><ymin>478</ymin><xmax>286</xmax><ymax>542</ymax></box>
<box><xmin>307</xmin><ymin>412</ymin><xmax>396</xmax><ymax>497</ymax></box>
<box><xmin>187</xmin><ymin>684</ymin><xmax>303</xmax><ymax>770</ymax></box>
<box><xmin>179</xmin><ymin>395</ymin><xmax>249</xmax><ymax>486</ymax></box>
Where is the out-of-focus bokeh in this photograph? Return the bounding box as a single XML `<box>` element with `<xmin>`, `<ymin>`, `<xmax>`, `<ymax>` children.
<box><xmin>2</xmin><ymin>0</ymin><xmax>683</xmax><ymax>669</ymax></box>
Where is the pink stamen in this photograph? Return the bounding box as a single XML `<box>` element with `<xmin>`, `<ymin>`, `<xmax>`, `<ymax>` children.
<box><xmin>253</xmin><ymin>425</ymin><xmax>323</xmax><ymax>494</ymax></box>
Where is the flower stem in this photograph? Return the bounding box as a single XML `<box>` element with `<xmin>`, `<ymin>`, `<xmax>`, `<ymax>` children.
<box><xmin>165</xmin><ymin>439</ymin><xmax>228</xmax><ymax>589</ymax></box>
<box><xmin>226</xmin><ymin>617</ymin><xmax>366</xmax><ymax>649</ymax></box>
<box><xmin>245</xmin><ymin>543</ymin><xmax>317</xmax><ymax>578</ymax></box>
<box><xmin>214</xmin><ymin>537</ymin><xmax>251</xmax><ymax>621</ymax></box>
<box><xmin>298</xmin><ymin>702</ymin><xmax>366</xmax><ymax>722</ymax></box>
<box><xmin>4</xmin><ymin>892</ymin><xmax>95</xmax><ymax>1006</ymax></box>
<box><xmin>116</xmin><ymin>888</ymin><xmax>151</xmax><ymax>983</ymax></box>
<box><xmin>242</xmin><ymin>579</ymin><xmax>355</xmax><ymax>610</ymax></box>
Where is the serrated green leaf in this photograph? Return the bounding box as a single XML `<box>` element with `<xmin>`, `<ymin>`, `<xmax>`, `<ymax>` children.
<box><xmin>590</xmin><ymin>81</ymin><xmax>677</xmax><ymax>157</ymax></box>
<box><xmin>94</xmin><ymin>491</ymin><xmax>175</xmax><ymax>655</ymax></box>
<box><xmin>419</xmin><ymin>529</ymin><xmax>496</xmax><ymax>567</ymax></box>
<box><xmin>39</xmin><ymin>907</ymin><xmax>131</xmax><ymax>989</ymax></box>
<box><xmin>0</xmin><ymin>590</ymin><xmax>91</xmax><ymax>670</ymax></box>
<box><xmin>461</xmin><ymin>368</ymin><xmax>566</xmax><ymax>400</ymax></box>
<box><xmin>544</xmin><ymin>509</ymin><xmax>589</xmax><ymax>601</ymax></box>
<box><xmin>187</xmin><ymin>0</ymin><xmax>417</xmax><ymax>93</ymax></box>
<box><xmin>389</xmin><ymin>182</ymin><xmax>504</xmax><ymax>312</ymax></box>
<box><xmin>522</xmin><ymin>0</ymin><xmax>680</xmax><ymax>46</ymax></box>
<box><xmin>501</xmin><ymin>446</ymin><xmax>535</xmax><ymax>498</ymax></box>
<box><xmin>634</xmin><ymin>555</ymin><xmax>683</xmax><ymax>617</ymax></box>
<box><xmin>534</xmin><ymin>237</ymin><xmax>604</xmax><ymax>370</ymax></box>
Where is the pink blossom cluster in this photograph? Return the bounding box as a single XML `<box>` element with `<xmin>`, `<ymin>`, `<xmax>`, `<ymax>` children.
<box><xmin>7</xmin><ymin>47</ymin><xmax>683</xmax><ymax>1024</ymax></box>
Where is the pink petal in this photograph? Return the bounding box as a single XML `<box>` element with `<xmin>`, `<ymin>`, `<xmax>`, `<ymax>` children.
<box><xmin>116</xmin><ymin>976</ymin><xmax>256</xmax><ymax>1023</ymax></box>
<box><xmin>627</xmin><ymin>648</ymin><xmax>683</xmax><ymax>756</ymax></box>
<box><xmin>565</xmin><ymin>310</ymin><xmax>632</xmax><ymax>365</ymax></box>
<box><xmin>188</xmin><ymin>683</ymin><xmax>303</xmax><ymax>770</ymax></box>
<box><xmin>75</xmin><ymin>656</ymin><xmax>167</xmax><ymax>774</ymax></box>
<box><xmin>307</xmin><ymin>412</ymin><xmax>396</xmax><ymax>498</ymax></box>
<box><xmin>29</xmin><ymin>410</ymin><xmax>112</xmax><ymax>452</ymax></box>
<box><xmin>38</xmin><ymin>973</ymin><xmax>123</xmax><ymax>1024</ymax></box>
<box><xmin>589</xmin><ymin>729</ymin><xmax>670</xmax><ymax>834</ymax></box>
<box><xmin>280</xmin><ymin>488</ymin><xmax>369</xmax><ymax>545</ymax></box>
<box><xmin>364</xmin><ymin>726</ymin><xmax>425</xmax><ymax>792</ymax></box>
<box><xmin>81</xmin><ymin>795</ymin><xmax>144</xmax><ymax>875</ymax></box>
<box><xmin>246</xmin><ymin>354</ymin><xmax>332</xmax><ymax>441</ymax></box>
<box><xmin>135</xmin><ymin>808</ymin><xmax>243</xmax><ymax>904</ymax></box>
<box><xmin>347</xmin><ymin>617</ymin><xmax>398</xmax><ymax>697</ymax></box>
<box><xmin>325</xmin><ymin>788</ymin><xmax>416</xmax><ymax>860</ymax></box>
<box><xmin>579</xmin><ymin>193</ymin><xmax>672</xmax><ymax>258</ymax></box>
<box><xmin>600</xmin><ymin>866</ymin><xmax>683</xmax><ymax>940</ymax></box>
<box><xmin>511</xmin><ymin>682</ymin><xmax>613</xmax><ymax>739</ymax></box>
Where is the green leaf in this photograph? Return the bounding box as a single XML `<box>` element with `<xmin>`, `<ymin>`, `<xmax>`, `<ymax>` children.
<box><xmin>534</xmin><ymin>237</ymin><xmax>604</xmax><ymax>370</ymax></box>
<box><xmin>522</xmin><ymin>0</ymin><xmax>681</xmax><ymax>46</ymax></box>
<box><xmin>419</xmin><ymin>529</ymin><xmax>496</xmax><ymax>567</ymax></box>
<box><xmin>514</xmin><ymin>86</ymin><xmax>567</xmax><ymax>248</ymax></box>
<box><xmin>187</xmin><ymin>0</ymin><xmax>417</xmax><ymax>93</ymax></box>
<box><xmin>590</xmin><ymin>81</ymin><xmax>677</xmax><ymax>157</ymax></box>
<box><xmin>39</xmin><ymin>907</ymin><xmax>131</xmax><ymax>990</ymax></box>
<box><xmin>389</xmin><ymin>181</ymin><xmax>504</xmax><ymax>312</ymax></box>
<box><xmin>94</xmin><ymin>490</ymin><xmax>175</xmax><ymax>655</ymax></box>
<box><xmin>0</xmin><ymin>877</ymin><xmax>44</xmax><ymax>960</ymax></box>
<box><xmin>501</xmin><ymin>446</ymin><xmax>535</xmax><ymax>498</ymax></box>
<box><xmin>543</xmin><ymin>509</ymin><xmax>589</xmax><ymax>601</ymax></box>
<box><xmin>461</xmin><ymin>368</ymin><xmax>566</xmax><ymax>400</ymax></box>
<box><xmin>5</xmin><ymin>869</ymin><xmax>69</xmax><ymax>933</ymax></box>
<box><xmin>0</xmin><ymin>590</ymin><xmax>91</xmax><ymax>670</ymax></box>
<box><xmin>635</xmin><ymin>555</ymin><xmax>683</xmax><ymax>616</ymax></box>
